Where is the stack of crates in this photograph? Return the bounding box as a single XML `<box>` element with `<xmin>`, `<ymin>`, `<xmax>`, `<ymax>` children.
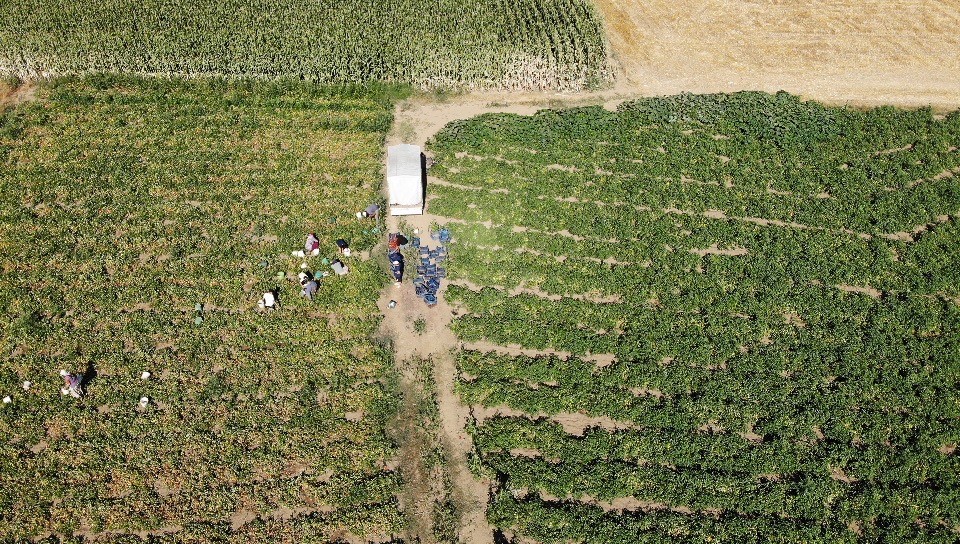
<box><xmin>414</xmin><ymin>233</ymin><xmax>449</xmax><ymax>307</ymax></box>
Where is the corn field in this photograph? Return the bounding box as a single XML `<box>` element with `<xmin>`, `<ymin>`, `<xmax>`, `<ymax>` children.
<box><xmin>0</xmin><ymin>0</ymin><xmax>611</xmax><ymax>91</ymax></box>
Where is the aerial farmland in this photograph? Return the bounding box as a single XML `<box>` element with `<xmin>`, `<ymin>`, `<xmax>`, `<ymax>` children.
<box><xmin>0</xmin><ymin>2</ymin><xmax>957</xmax><ymax>543</ymax></box>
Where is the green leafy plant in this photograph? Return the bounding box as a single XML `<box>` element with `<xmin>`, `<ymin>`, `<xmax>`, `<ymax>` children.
<box><xmin>0</xmin><ymin>0</ymin><xmax>611</xmax><ymax>91</ymax></box>
<box><xmin>413</xmin><ymin>318</ymin><xmax>427</xmax><ymax>335</ymax></box>
<box><xmin>429</xmin><ymin>94</ymin><xmax>960</xmax><ymax>541</ymax></box>
<box><xmin>0</xmin><ymin>75</ymin><xmax>405</xmax><ymax>541</ymax></box>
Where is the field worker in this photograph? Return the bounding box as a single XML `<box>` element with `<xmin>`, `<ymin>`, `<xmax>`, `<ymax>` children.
<box><xmin>59</xmin><ymin>369</ymin><xmax>83</xmax><ymax>398</ymax></box>
<box><xmin>298</xmin><ymin>271</ymin><xmax>319</xmax><ymax>300</ymax></box>
<box><xmin>336</xmin><ymin>239</ymin><xmax>352</xmax><ymax>257</ymax></box>
<box><xmin>302</xmin><ymin>278</ymin><xmax>319</xmax><ymax>300</ymax></box>
<box><xmin>331</xmin><ymin>259</ymin><xmax>349</xmax><ymax>276</ymax></box>
<box><xmin>259</xmin><ymin>290</ymin><xmax>277</xmax><ymax>310</ymax></box>
<box><xmin>304</xmin><ymin>233</ymin><xmax>320</xmax><ymax>255</ymax></box>
<box><xmin>358</xmin><ymin>203</ymin><xmax>379</xmax><ymax>219</ymax></box>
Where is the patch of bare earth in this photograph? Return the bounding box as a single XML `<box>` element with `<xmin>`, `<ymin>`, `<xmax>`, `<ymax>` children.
<box><xmin>836</xmin><ymin>284</ymin><xmax>883</xmax><ymax>299</ymax></box>
<box><xmin>229</xmin><ymin>508</ymin><xmax>257</xmax><ymax>531</ymax></box>
<box><xmin>830</xmin><ymin>466</ymin><xmax>859</xmax><ymax>484</ymax></box>
<box><xmin>537</xmin><ymin>492</ymin><xmax>708</xmax><ymax>517</ymax></box>
<box><xmin>690</xmin><ymin>244</ymin><xmax>748</xmax><ymax>257</ymax></box>
<box><xmin>0</xmin><ymin>80</ymin><xmax>38</xmax><ymax>109</ymax></box>
<box><xmin>472</xmin><ymin>404</ymin><xmax>636</xmax><ymax>437</ymax></box>
<box><xmin>462</xmin><ymin>340</ymin><xmax>617</xmax><ymax>368</ymax></box>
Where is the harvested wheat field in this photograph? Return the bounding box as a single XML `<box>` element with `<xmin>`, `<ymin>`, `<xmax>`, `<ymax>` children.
<box><xmin>594</xmin><ymin>0</ymin><xmax>960</xmax><ymax>108</ymax></box>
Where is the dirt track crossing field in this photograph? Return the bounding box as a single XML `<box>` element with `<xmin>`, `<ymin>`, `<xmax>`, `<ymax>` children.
<box><xmin>593</xmin><ymin>0</ymin><xmax>960</xmax><ymax>108</ymax></box>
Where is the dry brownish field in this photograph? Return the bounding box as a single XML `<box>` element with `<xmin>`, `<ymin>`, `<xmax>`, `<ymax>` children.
<box><xmin>593</xmin><ymin>0</ymin><xmax>960</xmax><ymax>108</ymax></box>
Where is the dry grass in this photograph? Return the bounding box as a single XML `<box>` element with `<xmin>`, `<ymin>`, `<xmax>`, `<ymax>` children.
<box><xmin>593</xmin><ymin>0</ymin><xmax>960</xmax><ymax>108</ymax></box>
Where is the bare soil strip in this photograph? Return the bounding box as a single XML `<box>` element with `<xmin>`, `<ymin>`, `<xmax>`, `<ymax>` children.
<box><xmin>461</xmin><ymin>340</ymin><xmax>617</xmax><ymax>368</ymax></box>
<box><xmin>380</xmin><ymin>127</ymin><xmax>494</xmax><ymax>540</ymax></box>
<box><xmin>470</xmin><ymin>404</ymin><xmax>636</xmax><ymax>436</ymax></box>
<box><xmin>0</xmin><ymin>79</ymin><xmax>38</xmax><ymax>109</ymax></box>
<box><xmin>447</xmin><ymin>279</ymin><xmax>622</xmax><ymax>304</ymax></box>
<box><xmin>690</xmin><ymin>244</ymin><xmax>749</xmax><ymax>257</ymax></box>
<box><xmin>433</xmin><ymin>181</ymin><xmax>939</xmax><ymax>244</ymax></box>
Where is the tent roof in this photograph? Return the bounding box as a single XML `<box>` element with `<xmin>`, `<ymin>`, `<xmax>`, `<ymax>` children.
<box><xmin>387</xmin><ymin>144</ymin><xmax>421</xmax><ymax>179</ymax></box>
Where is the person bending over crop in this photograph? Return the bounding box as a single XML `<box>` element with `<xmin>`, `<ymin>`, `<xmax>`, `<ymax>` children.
<box><xmin>358</xmin><ymin>203</ymin><xmax>379</xmax><ymax>219</ymax></box>
<box><xmin>259</xmin><ymin>290</ymin><xmax>278</xmax><ymax>310</ymax></box>
<box><xmin>60</xmin><ymin>369</ymin><xmax>83</xmax><ymax>398</ymax></box>
<box><xmin>304</xmin><ymin>233</ymin><xmax>320</xmax><ymax>255</ymax></box>
<box><xmin>298</xmin><ymin>271</ymin><xmax>319</xmax><ymax>300</ymax></box>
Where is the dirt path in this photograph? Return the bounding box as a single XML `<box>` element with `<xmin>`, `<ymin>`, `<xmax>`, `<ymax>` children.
<box><xmin>377</xmin><ymin>214</ymin><xmax>493</xmax><ymax>543</ymax></box>
<box><xmin>379</xmin><ymin>112</ymin><xmax>496</xmax><ymax>540</ymax></box>
<box><xmin>0</xmin><ymin>79</ymin><xmax>38</xmax><ymax>109</ymax></box>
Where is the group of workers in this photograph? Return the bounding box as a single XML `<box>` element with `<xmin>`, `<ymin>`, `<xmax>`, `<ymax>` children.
<box><xmin>48</xmin><ymin>205</ymin><xmax>385</xmax><ymax>401</ymax></box>
<box><xmin>259</xmin><ymin>204</ymin><xmax>379</xmax><ymax>310</ymax></box>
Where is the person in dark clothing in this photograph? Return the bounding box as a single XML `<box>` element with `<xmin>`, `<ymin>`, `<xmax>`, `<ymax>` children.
<box><xmin>299</xmin><ymin>271</ymin><xmax>319</xmax><ymax>300</ymax></box>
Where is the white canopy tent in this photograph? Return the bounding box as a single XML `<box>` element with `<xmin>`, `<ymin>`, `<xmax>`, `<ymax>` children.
<box><xmin>386</xmin><ymin>143</ymin><xmax>424</xmax><ymax>216</ymax></box>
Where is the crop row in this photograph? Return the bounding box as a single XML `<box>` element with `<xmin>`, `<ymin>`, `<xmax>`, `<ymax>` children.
<box><xmin>0</xmin><ymin>0</ymin><xmax>610</xmax><ymax>90</ymax></box>
<box><xmin>488</xmin><ymin>492</ymin><xmax>958</xmax><ymax>544</ymax></box>
<box><xmin>429</xmin><ymin>93</ymin><xmax>960</xmax><ymax>234</ymax></box>
<box><xmin>477</xmin><ymin>450</ymin><xmax>959</xmax><ymax>523</ymax></box>
<box><xmin>444</xmin><ymin>213</ymin><xmax>960</xmax><ymax>298</ymax></box>
<box><xmin>429</xmin><ymin>175</ymin><xmax>958</xmax><ymax>250</ymax></box>
<box><xmin>471</xmin><ymin>416</ymin><xmax>957</xmax><ymax>490</ymax></box>
<box><xmin>457</xmin><ymin>342</ymin><xmax>960</xmax><ymax>445</ymax></box>
<box><xmin>447</xmin><ymin>283</ymin><xmax>959</xmax><ymax>366</ymax></box>
<box><xmin>0</xmin><ymin>76</ymin><xmax>404</xmax><ymax>540</ymax></box>
<box><xmin>442</xmin><ymin>223</ymin><xmax>913</xmax><ymax>297</ymax></box>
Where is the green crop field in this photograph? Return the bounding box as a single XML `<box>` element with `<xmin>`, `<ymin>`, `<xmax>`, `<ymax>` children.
<box><xmin>0</xmin><ymin>0</ymin><xmax>609</xmax><ymax>91</ymax></box>
<box><xmin>426</xmin><ymin>93</ymin><xmax>960</xmax><ymax>542</ymax></box>
<box><xmin>0</xmin><ymin>76</ymin><xmax>408</xmax><ymax>541</ymax></box>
